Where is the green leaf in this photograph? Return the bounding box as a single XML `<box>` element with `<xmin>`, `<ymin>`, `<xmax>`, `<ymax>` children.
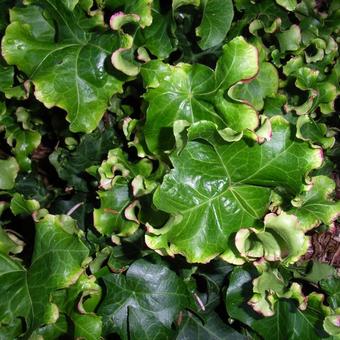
<box><xmin>126</xmin><ymin>0</ymin><xmax>153</xmax><ymax>28</ymax></box>
<box><xmin>0</xmin><ymin>157</ymin><xmax>19</xmax><ymax>190</ymax></box>
<box><xmin>0</xmin><ymin>226</ymin><xmax>24</xmax><ymax>255</ymax></box>
<box><xmin>196</xmin><ymin>0</ymin><xmax>234</xmax><ymax>50</ymax></box>
<box><xmin>98</xmin><ymin>259</ymin><xmax>193</xmax><ymax>339</ymax></box>
<box><xmin>277</xmin><ymin>25</ymin><xmax>301</xmax><ymax>52</ymax></box>
<box><xmin>177</xmin><ymin>311</ymin><xmax>245</xmax><ymax>339</ymax></box>
<box><xmin>0</xmin><ymin>214</ymin><xmax>89</xmax><ymax>336</ymax></box>
<box><xmin>275</xmin><ymin>0</ymin><xmax>297</xmax><ymax>11</ymax></box>
<box><xmin>215</xmin><ymin>36</ymin><xmax>259</xmax><ymax>90</ymax></box>
<box><xmin>10</xmin><ymin>192</ymin><xmax>40</xmax><ymax>216</ymax></box>
<box><xmin>172</xmin><ymin>0</ymin><xmax>200</xmax><ymax>10</ymax></box>
<box><xmin>141</xmin><ymin>0</ymin><xmax>176</xmax><ymax>59</ymax></box>
<box><xmin>296</xmin><ymin>115</ymin><xmax>335</xmax><ymax>149</ymax></box>
<box><xmin>320</xmin><ymin>277</ymin><xmax>340</xmax><ymax>310</ymax></box>
<box><xmin>2</xmin><ymin>2</ymin><xmax>124</xmax><ymax>133</ymax></box>
<box><xmin>0</xmin><ymin>105</ymin><xmax>41</xmax><ymax>172</ymax></box>
<box><xmin>73</xmin><ymin>313</ymin><xmax>103</xmax><ymax>340</ymax></box>
<box><xmin>227</xmin><ymin>212</ymin><xmax>309</xmax><ymax>265</ymax></box>
<box><xmin>228</xmin><ymin>62</ymin><xmax>279</xmax><ymax>111</ymax></box>
<box><xmin>143</xmin><ymin>61</ymin><xmax>219</xmax><ymax>153</ymax></box>
<box><xmin>225</xmin><ymin>266</ymin><xmax>261</xmax><ymax>326</ymax></box>
<box><xmin>290</xmin><ymin>176</ymin><xmax>340</xmax><ymax>230</ymax></box>
<box><xmin>146</xmin><ymin>117</ymin><xmax>322</xmax><ymax>263</ymax></box>
<box><xmin>49</xmin><ymin>128</ymin><xmax>116</xmax><ymax>191</ymax></box>
<box><xmin>214</xmin><ymin>90</ymin><xmax>258</xmax><ymax>136</ymax></box>
<box><xmin>324</xmin><ymin>315</ymin><xmax>340</xmax><ymax>336</ymax></box>
<box><xmin>31</xmin><ymin>315</ymin><xmax>68</xmax><ymax>339</ymax></box>
<box><xmin>252</xmin><ymin>293</ymin><xmax>332</xmax><ymax>340</ymax></box>
<box><xmin>94</xmin><ymin>178</ymin><xmax>139</xmax><ymax>238</ymax></box>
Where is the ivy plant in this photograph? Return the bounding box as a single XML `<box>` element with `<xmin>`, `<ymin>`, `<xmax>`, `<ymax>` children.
<box><xmin>0</xmin><ymin>0</ymin><xmax>339</xmax><ymax>339</ymax></box>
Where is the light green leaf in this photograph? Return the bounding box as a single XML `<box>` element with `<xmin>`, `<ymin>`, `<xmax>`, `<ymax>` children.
<box><xmin>94</xmin><ymin>178</ymin><xmax>139</xmax><ymax>238</ymax></box>
<box><xmin>98</xmin><ymin>259</ymin><xmax>193</xmax><ymax>339</ymax></box>
<box><xmin>126</xmin><ymin>0</ymin><xmax>153</xmax><ymax>28</ymax></box>
<box><xmin>296</xmin><ymin>115</ymin><xmax>335</xmax><ymax>149</ymax></box>
<box><xmin>196</xmin><ymin>0</ymin><xmax>234</xmax><ymax>50</ymax></box>
<box><xmin>73</xmin><ymin>313</ymin><xmax>103</xmax><ymax>340</ymax></box>
<box><xmin>143</xmin><ymin>61</ymin><xmax>220</xmax><ymax>153</ymax></box>
<box><xmin>146</xmin><ymin>117</ymin><xmax>322</xmax><ymax>263</ymax></box>
<box><xmin>228</xmin><ymin>213</ymin><xmax>309</xmax><ymax>265</ymax></box>
<box><xmin>215</xmin><ymin>36</ymin><xmax>258</xmax><ymax>90</ymax></box>
<box><xmin>0</xmin><ymin>227</ymin><xmax>24</xmax><ymax>255</ymax></box>
<box><xmin>228</xmin><ymin>62</ymin><xmax>279</xmax><ymax>111</ymax></box>
<box><xmin>10</xmin><ymin>193</ymin><xmax>40</xmax><ymax>216</ymax></box>
<box><xmin>277</xmin><ymin>25</ymin><xmax>301</xmax><ymax>52</ymax></box>
<box><xmin>214</xmin><ymin>90</ymin><xmax>258</xmax><ymax>134</ymax></box>
<box><xmin>2</xmin><ymin>2</ymin><xmax>124</xmax><ymax>133</ymax></box>
<box><xmin>324</xmin><ymin>315</ymin><xmax>340</xmax><ymax>336</ymax></box>
<box><xmin>0</xmin><ymin>157</ymin><xmax>19</xmax><ymax>190</ymax></box>
<box><xmin>290</xmin><ymin>176</ymin><xmax>340</xmax><ymax>231</ymax></box>
<box><xmin>275</xmin><ymin>0</ymin><xmax>297</xmax><ymax>11</ymax></box>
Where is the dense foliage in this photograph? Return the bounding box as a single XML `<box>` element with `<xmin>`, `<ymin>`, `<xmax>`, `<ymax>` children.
<box><xmin>0</xmin><ymin>0</ymin><xmax>339</xmax><ymax>338</ymax></box>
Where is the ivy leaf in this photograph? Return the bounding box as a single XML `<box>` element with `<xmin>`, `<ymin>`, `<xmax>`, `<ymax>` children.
<box><xmin>275</xmin><ymin>0</ymin><xmax>297</xmax><ymax>11</ymax></box>
<box><xmin>225</xmin><ymin>266</ymin><xmax>261</xmax><ymax>326</ymax></box>
<box><xmin>252</xmin><ymin>293</ymin><xmax>332</xmax><ymax>340</ymax></box>
<box><xmin>98</xmin><ymin>259</ymin><xmax>193</xmax><ymax>339</ymax></box>
<box><xmin>2</xmin><ymin>2</ymin><xmax>124</xmax><ymax>133</ymax></box>
<box><xmin>94</xmin><ymin>178</ymin><xmax>139</xmax><ymax>238</ymax></box>
<box><xmin>125</xmin><ymin>0</ymin><xmax>153</xmax><ymax>28</ymax></box>
<box><xmin>277</xmin><ymin>25</ymin><xmax>301</xmax><ymax>52</ymax></box>
<box><xmin>49</xmin><ymin>128</ymin><xmax>116</xmax><ymax>191</ymax></box>
<box><xmin>141</xmin><ymin>0</ymin><xmax>176</xmax><ymax>59</ymax></box>
<box><xmin>10</xmin><ymin>193</ymin><xmax>40</xmax><ymax>216</ymax></box>
<box><xmin>320</xmin><ymin>277</ymin><xmax>340</xmax><ymax>310</ymax></box>
<box><xmin>0</xmin><ymin>104</ymin><xmax>41</xmax><ymax>172</ymax></box>
<box><xmin>0</xmin><ymin>64</ymin><xmax>27</xmax><ymax>99</ymax></box>
<box><xmin>228</xmin><ymin>62</ymin><xmax>279</xmax><ymax>111</ymax></box>
<box><xmin>0</xmin><ymin>214</ymin><xmax>89</xmax><ymax>337</ymax></box>
<box><xmin>215</xmin><ymin>36</ymin><xmax>258</xmax><ymax>90</ymax></box>
<box><xmin>145</xmin><ymin>117</ymin><xmax>322</xmax><ymax>263</ymax></box>
<box><xmin>143</xmin><ymin>61</ymin><xmax>219</xmax><ymax>153</ymax></box>
<box><xmin>177</xmin><ymin>311</ymin><xmax>245</xmax><ymax>339</ymax></box>
<box><xmin>30</xmin><ymin>315</ymin><xmax>68</xmax><ymax>339</ymax></box>
<box><xmin>196</xmin><ymin>0</ymin><xmax>234</xmax><ymax>50</ymax></box>
<box><xmin>296</xmin><ymin>115</ymin><xmax>335</xmax><ymax>149</ymax></box>
<box><xmin>290</xmin><ymin>176</ymin><xmax>340</xmax><ymax>230</ymax></box>
<box><xmin>73</xmin><ymin>314</ymin><xmax>103</xmax><ymax>340</ymax></box>
<box><xmin>225</xmin><ymin>213</ymin><xmax>309</xmax><ymax>265</ymax></box>
<box><xmin>129</xmin><ymin>307</ymin><xmax>175</xmax><ymax>339</ymax></box>
<box><xmin>0</xmin><ymin>225</ymin><xmax>24</xmax><ymax>255</ymax></box>
<box><xmin>0</xmin><ymin>157</ymin><xmax>19</xmax><ymax>190</ymax></box>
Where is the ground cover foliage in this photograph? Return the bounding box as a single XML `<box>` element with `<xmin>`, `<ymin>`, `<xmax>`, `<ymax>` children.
<box><xmin>0</xmin><ymin>0</ymin><xmax>339</xmax><ymax>338</ymax></box>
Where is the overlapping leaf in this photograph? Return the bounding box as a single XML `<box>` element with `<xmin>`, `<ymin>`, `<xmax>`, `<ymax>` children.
<box><xmin>0</xmin><ymin>214</ymin><xmax>89</xmax><ymax>337</ymax></box>
<box><xmin>290</xmin><ymin>176</ymin><xmax>340</xmax><ymax>230</ymax></box>
<box><xmin>2</xmin><ymin>1</ymin><xmax>124</xmax><ymax>132</ymax></box>
<box><xmin>146</xmin><ymin>116</ymin><xmax>322</xmax><ymax>263</ymax></box>
<box><xmin>142</xmin><ymin>36</ymin><xmax>259</xmax><ymax>153</ymax></box>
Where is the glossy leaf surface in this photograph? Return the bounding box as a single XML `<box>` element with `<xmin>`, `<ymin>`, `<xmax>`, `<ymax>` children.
<box><xmin>2</xmin><ymin>2</ymin><xmax>124</xmax><ymax>132</ymax></box>
<box><xmin>146</xmin><ymin>117</ymin><xmax>322</xmax><ymax>263</ymax></box>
